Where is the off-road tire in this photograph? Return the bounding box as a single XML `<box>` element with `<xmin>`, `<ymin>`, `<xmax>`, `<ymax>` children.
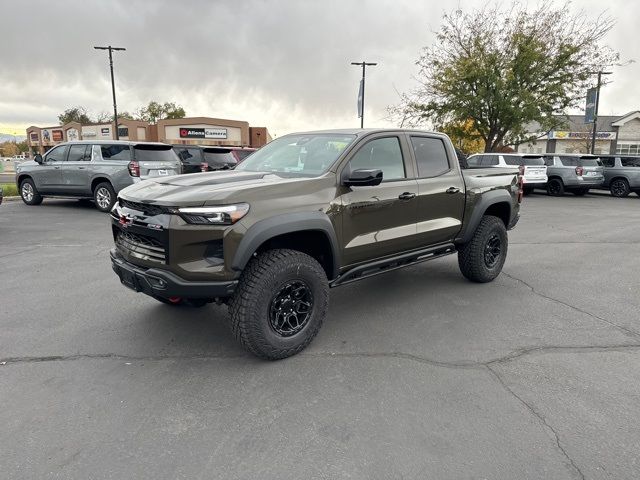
<box><xmin>458</xmin><ymin>215</ymin><xmax>508</xmax><ymax>283</ymax></box>
<box><xmin>229</xmin><ymin>249</ymin><xmax>329</xmax><ymax>360</ymax></box>
<box><xmin>93</xmin><ymin>182</ymin><xmax>116</xmax><ymax>212</ymax></box>
<box><xmin>610</xmin><ymin>178</ymin><xmax>630</xmax><ymax>197</ymax></box>
<box><xmin>546</xmin><ymin>178</ymin><xmax>564</xmax><ymax>196</ymax></box>
<box><xmin>19</xmin><ymin>178</ymin><xmax>43</xmax><ymax>205</ymax></box>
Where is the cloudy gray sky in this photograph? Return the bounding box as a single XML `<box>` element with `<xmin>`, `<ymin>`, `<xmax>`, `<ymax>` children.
<box><xmin>1</xmin><ymin>0</ymin><xmax>638</xmax><ymax>137</ymax></box>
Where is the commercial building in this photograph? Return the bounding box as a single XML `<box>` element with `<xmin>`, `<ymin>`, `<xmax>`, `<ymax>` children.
<box><xmin>517</xmin><ymin>111</ymin><xmax>640</xmax><ymax>155</ymax></box>
<box><xmin>26</xmin><ymin>116</ymin><xmax>272</xmax><ymax>156</ymax></box>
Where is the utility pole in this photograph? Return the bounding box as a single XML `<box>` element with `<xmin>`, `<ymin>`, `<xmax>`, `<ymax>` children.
<box><xmin>589</xmin><ymin>70</ymin><xmax>612</xmax><ymax>154</ymax></box>
<box><xmin>351</xmin><ymin>61</ymin><xmax>377</xmax><ymax>128</ymax></box>
<box><xmin>94</xmin><ymin>46</ymin><xmax>126</xmax><ymax>140</ymax></box>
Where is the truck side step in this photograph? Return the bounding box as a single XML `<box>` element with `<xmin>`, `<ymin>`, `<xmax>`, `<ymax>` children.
<box><xmin>330</xmin><ymin>243</ymin><xmax>456</xmax><ymax>288</ymax></box>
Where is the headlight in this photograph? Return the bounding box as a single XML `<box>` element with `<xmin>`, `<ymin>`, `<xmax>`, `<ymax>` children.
<box><xmin>178</xmin><ymin>203</ymin><xmax>249</xmax><ymax>225</ymax></box>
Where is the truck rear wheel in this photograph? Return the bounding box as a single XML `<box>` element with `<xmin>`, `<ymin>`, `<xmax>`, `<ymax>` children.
<box><xmin>229</xmin><ymin>249</ymin><xmax>329</xmax><ymax>360</ymax></box>
<box><xmin>458</xmin><ymin>215</ymin><xmax>507</xmax><ymax>283</ymax></box>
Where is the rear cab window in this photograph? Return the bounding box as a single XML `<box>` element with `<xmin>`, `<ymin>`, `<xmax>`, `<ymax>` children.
<box><xmin>410</xmin><ymin>136</ymin><xmax>450</xmax><ymax>178</ymax></box>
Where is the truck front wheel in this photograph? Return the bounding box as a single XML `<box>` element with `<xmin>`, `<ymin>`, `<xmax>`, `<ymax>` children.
<box><xmin>229</xmin><ymin>249</ymin><xmax>329</xmax><ymax>360</ymax></box>
<box><xmin>458</xmin><ymin>215</ymin><xmax>508</xmax><ymax>283</ymax></box>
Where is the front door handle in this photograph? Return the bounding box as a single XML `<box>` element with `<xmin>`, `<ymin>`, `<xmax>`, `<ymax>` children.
<box><xmin>398</xmin><ymin>192</ymin><xmax>416</xmax><ymax>200</ymax></box>
<box><xmin>54</xmin><ymin>166</ymin><xmax>60</xmax><ymax>169</ymax></box>
<box><xmin>78</xmin><ymin>166</ymin><xmax>86</xmax><ymax>170</ymax></box>
<box><xmin>446</xmin><ymin>187</ymin><xmax>460</xmax><ymax>194</ymax></box>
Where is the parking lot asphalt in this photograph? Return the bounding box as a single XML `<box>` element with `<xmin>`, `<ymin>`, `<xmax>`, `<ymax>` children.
<box><xmin>1</xmin><ymin>192</ymin><xmax>639</xmax><ymax>479</ymax></box>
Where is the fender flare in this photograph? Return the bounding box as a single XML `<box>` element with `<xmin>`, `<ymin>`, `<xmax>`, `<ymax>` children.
<box><xmin>231</xmin><ymin>211</ymin><xmax>340</xmax><ymax>279</ymax></box>
<box><xmin>456</xmin><ymin>189</ymin><xmax>513</xmax><ymax>244</ymax></box>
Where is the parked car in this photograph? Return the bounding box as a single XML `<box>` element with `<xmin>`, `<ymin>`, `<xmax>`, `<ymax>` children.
<box><xmin>110</xmin><ymin>128</ymin><xmax>521</xmax><ymax>359</ymax></box>
<box><xmin>15</xmin><ymin>141</ymin><xmax>182</xmax><ymax>212</ymax></box>
<box><xmin>467</xmin><ymin>153</ymin><xmax>547</xmax><ymax>194</ymax></box>
<box><xmin>542</xmin><ymin>154</ymin><xmax>604</xmax><ymax>196</ymax></box>
<box><xmin>598</xmin><ymin>155</ymin><xmax>640</xmax><ymax>197</ymax></box>
<box><xmin>173</xmin><ymin>145</ymin><xmax>257</xmax><ymax>174</ymax></box>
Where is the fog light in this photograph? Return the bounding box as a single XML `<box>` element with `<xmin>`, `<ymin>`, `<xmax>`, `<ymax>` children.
<box><xmin>148</xmin><ymin>276</ymin><xmax>167</xmax><ymax>289</ymax></box>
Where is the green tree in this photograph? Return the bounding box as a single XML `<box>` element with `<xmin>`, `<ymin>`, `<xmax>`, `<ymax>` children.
<box><xmin>135</xmin><ymin>101</ymin><xmax>186</xmax><ymax>123</ymax></box>
<box><xmin>389</xmin><ymin>3</ymin><xmax>619</xmax><ymax>152</ymax></box>
<box><xmin>58</xmin><ymin>106</ymin><xmax>93</xmax><ymax>125</ymax></box>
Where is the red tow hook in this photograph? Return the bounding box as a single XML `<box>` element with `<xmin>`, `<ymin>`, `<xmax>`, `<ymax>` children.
<box><xmin>168</xmin><ymin>297</ymin><xmax>182</xmax><ymax>304</ymax></box>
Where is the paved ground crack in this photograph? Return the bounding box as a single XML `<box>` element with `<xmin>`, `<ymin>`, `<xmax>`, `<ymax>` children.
<box><xmin>502</xmin><ymin>270</ymin><xmax>640</xmax><ymax>339</ymax></box>
<box><xmin>2</xmin><ymin>344</ymin><xmax>640</xmax><ymax>368</ymax></box>
<box><xmin>486</xmin><ymin>365</ymin><xmax>585</xmax><ymax>480</ymax></box>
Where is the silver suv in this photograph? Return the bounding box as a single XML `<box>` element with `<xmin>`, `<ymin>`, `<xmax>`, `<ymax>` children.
<box><xmin>466</xmin><ymin>153</ymin><xmax>548</xmax><ymax>194</ymax></box>
<box><xmin>16</xmin><ymin>141</ymin><xmax>182</xmax><ymax>212</ymax></box>
<box><xmin>543</xmin><ymin>154</ymin><xmax>604</xmax><ymax>196</ymax></box>
<box><xmin>599</xmin><ymin>155</ymin><xmax>640</xmax><ymax>197</ymax></box>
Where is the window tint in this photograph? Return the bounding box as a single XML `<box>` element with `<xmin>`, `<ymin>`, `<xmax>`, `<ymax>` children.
<box><xmin>204</xmin><ymin>150</ymin><xmax>237</xmax><ymax>167</ymax></box>
<box><xmin>600</xmin><ymin>157</ymin><xmax>615</xmax><ymax>167</ymax></box>
<box><xmin>411</xmin><ymin>136</ymin><xmax>450</xmax><ymax>177</ymax></box>
<box><xmin>348</xmin><ymin>137</ymin><xmax>405</xmax><ymax>181</ymax></box>
<box><xmin>559</xmin><ymin>156</ymin><xmax>579</xmax><ymax>166</ymax></box>
<box><xmin>45</xmin><ymin>145</ymin><xmax>69</xmax><ymax>162</ymax></box>
<box><xmin>67</xmin><ymin>144</ymin><xmax>89</xmax><ymax>162</ymax></box>
<box><xmin>481</xmin><ymin>155</ymin><xmax>499</xmax><ymax>166</ymax></box>
<box><xmin>174</xmin><ymin>147</ymin><xmax>201</xmax><ymax>163</ymax></box>
<box><xmin>621</xmin><ymin>157</ymin><xmax>640</xmax><ymax>167</ymax></box>
<box><xmin>466</xmin><ymin>155</ymin><xmax>481</xmax><ymax>167</ymax></box>
<box><xmin>134</xmin><ymin>145</ymin><xmax>178</xmax><ymax>162</ymax></box>
<box><xmin>101</xmin><ymin>144</ymin><xmax>131</xmax><ymax>161</ymax></box>
<box><xmin>502</xmin><ymin>155</ymin><xmax>544</xmax><ymax>166</ymax></box>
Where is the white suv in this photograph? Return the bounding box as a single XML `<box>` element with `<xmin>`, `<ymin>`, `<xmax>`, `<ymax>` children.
<box><xmin>467</xmin><ymin>153</ymin><xmax>548</xmax><ymax>194</ymax></box>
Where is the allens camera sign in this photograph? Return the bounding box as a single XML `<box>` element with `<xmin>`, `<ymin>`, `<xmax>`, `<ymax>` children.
<box><xmin>179</xmin><ymin>128</ymin><xmax>228</xmax><ymax>139</ymax></box>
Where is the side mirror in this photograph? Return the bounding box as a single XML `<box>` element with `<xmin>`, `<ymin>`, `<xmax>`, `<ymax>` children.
<box><xmin>34</xmin><ymin>154</ymin><xmax>43</xmax><ymax>164</ymax></box>
<box><xmin>343</xmin><ymin>168</ymin><xmax>383</xmax><ymax>187</ymax></box>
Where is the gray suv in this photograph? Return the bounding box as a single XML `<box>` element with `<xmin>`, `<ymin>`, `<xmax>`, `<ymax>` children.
<box><xmin>598</xmin><ymin>155</ymin><xmax>640</xmax><ymax>197</ymax></box>
<box><xmin>543</xmin><ymin>154</ymin><xmax>604</xmax><ymax>196</ymax></box>
<box><xmin>16</xmin><ymin>141</ymin><xmax>182</xmax><ymax>212</ymax></box>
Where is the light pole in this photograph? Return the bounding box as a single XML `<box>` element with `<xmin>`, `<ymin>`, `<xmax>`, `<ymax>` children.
<box><xmin>351</xmin><ymin>61</ymin><xmax>377</xmax><ymax>128</ymax></box>
<box><xmin>588</xmin><ymin>70</ymin><xmax>612</xmax><ymax>154</ymax></box>
<box><xmin>94</xmin><ymin>46</ymin><xmax>126</xmax><ymax>140</ymax></box>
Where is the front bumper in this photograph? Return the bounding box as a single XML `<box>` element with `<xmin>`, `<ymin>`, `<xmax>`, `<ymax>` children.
<box><xmin>110</xmin><ymin>249</ymin><xmax>237</xmax><ymax>299</ymax></box>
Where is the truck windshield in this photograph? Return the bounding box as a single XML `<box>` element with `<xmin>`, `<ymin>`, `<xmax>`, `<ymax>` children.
<box><xmin>234</xmin><ymin>134</ymin><xmax>356</xmax><ymax>177</ymax></box>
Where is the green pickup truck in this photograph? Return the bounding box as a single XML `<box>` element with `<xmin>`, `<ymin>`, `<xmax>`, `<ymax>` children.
<box><xmin>110</xmin><ymin>129</ymin><xmax>521</xmax><ymax>359</ymax></box>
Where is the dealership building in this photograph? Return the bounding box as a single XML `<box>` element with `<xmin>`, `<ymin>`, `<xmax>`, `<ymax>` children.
<box><xmin>516</xmin><ymin>111</ymin><xmax>640</xmax><ymax>155</ymax></box>
<box><xmin>26</xmin><ymin>116</ymin><xmax>272</xmax><ymax>156</ymax></box>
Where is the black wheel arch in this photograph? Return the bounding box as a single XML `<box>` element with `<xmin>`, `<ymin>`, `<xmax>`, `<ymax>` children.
<box><xmin>91</xmin><ymin>177</ymin><xmax>113</xmax><ymax>193</ymax></box>
<box><xmin>456</xmin><ymin>190</ymin><xmax>513</xmax><ymax>245</ymax></box>
<box><xmin>231</xmin><ymin>212</ymin><xmax>340</xmax><ymax>281</ymax></box>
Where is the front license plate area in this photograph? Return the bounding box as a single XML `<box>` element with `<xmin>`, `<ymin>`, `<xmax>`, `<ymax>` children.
<box><xmin>120</xmin><ymin>269</ymin><xmax>139</xmax><ymax>291</ymax></box>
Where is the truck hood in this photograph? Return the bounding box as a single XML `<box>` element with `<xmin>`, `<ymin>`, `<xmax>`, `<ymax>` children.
<box><xmin>118</xmin><ymin>170</ymin><xmax>321</xmax><ymax>206</ymax></box>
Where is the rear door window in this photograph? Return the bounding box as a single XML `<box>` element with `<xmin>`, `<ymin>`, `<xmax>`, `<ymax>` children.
<box><xmin>481</xmin><ymin>155</ymin><xmax>499</xmax><ymax>166</ymax></box>
<box><xmin>600</xmin><ymin>157</ymin><xmax>615</xmax><ymax>167</ymax></box>
<box><xmin>101</xmin><ymin>145</ymin><xmax>131</xmax><ymax>161</ymax></box>
<box><xmin>67</xmin><ymin>144</ymin><xmax>89</xmax><ymax>162</ymax></box>
<box><xmin>410</xmin><ymin>136</ymin><xmax>450</xmax><ymax>178</ymax></box>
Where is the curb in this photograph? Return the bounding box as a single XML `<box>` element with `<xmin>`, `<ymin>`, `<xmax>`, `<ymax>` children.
<box><xmin>1</xmin><ymin>196</ymin><xmax>22</xmax><ymax>202</ymax></box>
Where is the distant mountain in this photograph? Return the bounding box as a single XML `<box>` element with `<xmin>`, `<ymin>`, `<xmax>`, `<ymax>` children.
<box><xmin>0</xmin><ymin>133</ymin><xmax>27</xmax><ymax>142</ymax></box>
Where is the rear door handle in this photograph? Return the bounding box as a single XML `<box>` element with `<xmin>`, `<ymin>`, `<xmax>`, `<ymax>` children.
<box><xmin>446</xmin><ymin>187</ymin><xmax>460</xmax><ymax>194</ymax></box>
<box><xmin>398</xmin><ymin>192</ymin><xmax>416</xmax><ymax>200</ymax></box>
<box><xmin>54</xmin><ymin>166</ymin><xmax>60</xmax><ymax>169</ymax></box>
<box><xmin>78</xmin><ymin>166</ymin><xmax>86</xmax><ymax>169</ymax></box>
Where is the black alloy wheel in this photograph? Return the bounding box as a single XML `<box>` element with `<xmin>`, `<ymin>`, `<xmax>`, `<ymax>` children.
<box><xmin>484</xmin><ymin>234</ymin><xmax>502</xmax><ymax>268</ymax></box>
<box><xmin>610</xmin><ymin>178</ymin><xmax>630</xmax><ymax>198</ymax></box>
<box><xmin>546</xmin><ymin>178</ymin><xmax>564</xmax><ymax>196</ymax></box>
<box><xmin>269</xmin><ymin>280</ymin><xmax>314</xmax><ymax>337</ymax></box>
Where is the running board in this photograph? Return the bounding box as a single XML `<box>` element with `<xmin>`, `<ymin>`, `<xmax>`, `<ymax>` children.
<box><xmin>330</xmin><ymin>243</ymin><xmax>456</xmax><ymax>288</ymax></box>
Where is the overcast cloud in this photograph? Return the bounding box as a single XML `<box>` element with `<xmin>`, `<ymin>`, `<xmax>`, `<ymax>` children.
<box><xmin>1</xmin><ymin>0</ymin><xmax>638</xmax><ymax>136</ymax></box>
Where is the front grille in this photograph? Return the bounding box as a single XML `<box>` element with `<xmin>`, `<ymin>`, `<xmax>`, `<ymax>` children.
<box><xmin>116</xmin><ymin>230</ymin><xmax>166</xmax><ymax>264</ymax></box>
<box><xmin>119</xmin><ymin>199</ymin><xmax>172</xmax><ymax>216</ymax></box>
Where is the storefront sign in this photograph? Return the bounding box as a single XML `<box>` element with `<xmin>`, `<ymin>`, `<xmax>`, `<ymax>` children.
<box><xmin>83</xmin><ymin>129</ymin><xmax>96</xmax><ymax>137</ymax></box>
<box><xmin>548</xmin><ymin>131</ymin><xmax>616</xmax><ymax>140</ymax></box>
<box><xmin>101</xmin><ymin>127</ymin><xmax>110</xmax><ymax>136</ymax></box>
<box><xmin>67</xmin><ymin>128</ymin><xmax>79</xmax><ymax>142</ymax></box>
<box><xmin>52</xmin><ymin>130</ymin><xmax>63</xmax><ymax>141</ymax></box>
<box><xmin>179</xmin><ymin>127</ymin><xmax>227</xmax><ymax>139</ymax></box>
